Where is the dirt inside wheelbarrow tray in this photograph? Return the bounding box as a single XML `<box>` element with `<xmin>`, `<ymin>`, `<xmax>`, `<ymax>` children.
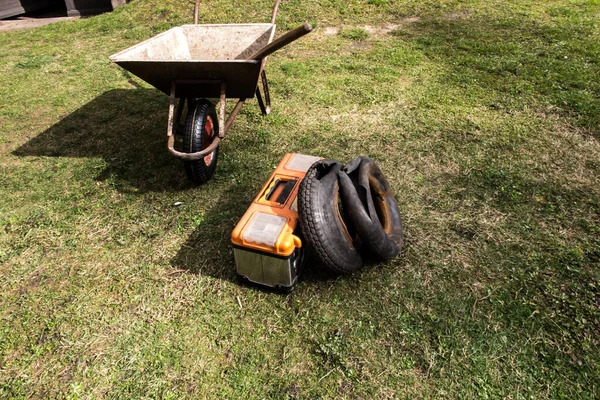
<box><xmin>1</xmin><ymin>0</ymin><xmax>600</xmax><ymax>398</ymax></box>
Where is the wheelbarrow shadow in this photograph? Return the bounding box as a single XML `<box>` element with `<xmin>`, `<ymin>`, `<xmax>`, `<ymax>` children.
<box><xmin>13</xmin><ymin>88</ymin><xmax>191</xmax><ymax>193</ymax></box>
<box><xmin>170</xmin><ymin>181</ymin><xmax>256</xmax><ymax>283</ymax></box>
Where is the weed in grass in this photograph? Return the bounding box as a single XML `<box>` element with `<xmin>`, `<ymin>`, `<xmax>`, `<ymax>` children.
<box><xmin>15</xmin><ymin>55</ymin><xmax>55</xmax><ymax>69</ymax></box>
<box><xmin>339</xmin><ymin>27</ymin><xmax>369</xmax><ymax>41</ymax></box>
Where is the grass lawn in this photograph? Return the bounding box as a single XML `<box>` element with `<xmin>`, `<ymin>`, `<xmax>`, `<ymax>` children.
<box><xmin>1</xmin><ymin>0</ymin><xmax>599</xmax><ymax>397</ymax></box>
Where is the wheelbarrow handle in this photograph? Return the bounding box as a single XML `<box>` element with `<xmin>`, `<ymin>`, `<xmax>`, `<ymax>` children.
<box><xmin>271</xmin><ymin>0</ymin><xmax>281</xmax><ymax>24</ymax></box>
<box><xmin>249</xmin><ymin>23</ymin><xmax>313</xmax><ymax>61</ymax></box>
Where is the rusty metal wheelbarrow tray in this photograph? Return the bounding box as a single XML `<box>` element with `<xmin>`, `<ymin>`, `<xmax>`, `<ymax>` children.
<box><xmin>108</xmin><ymin>0</ymin><xmax>312</xmax><ymax>183</ymax></box>
<box><xmin>109</xmin><ymin>23</ymin><xmax>276</xmax><ymax>99</ymax></box>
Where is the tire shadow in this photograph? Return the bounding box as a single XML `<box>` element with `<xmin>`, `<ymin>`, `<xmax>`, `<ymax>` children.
<box><xmin>13</xmin><ymin>88</ymin><xmax>192</xmax><ymax>193</ymax></box>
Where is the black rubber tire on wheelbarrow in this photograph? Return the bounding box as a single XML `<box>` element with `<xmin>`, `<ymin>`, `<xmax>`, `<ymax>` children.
<box><xmin>298</xmin><ymin>159</ymin><xmax>364</xmax><ymax>274</ymax></box>
<box><xmin>182</xmin><ymin>99</ymin><xmax>219</xmax><ymax>184</ymax></box>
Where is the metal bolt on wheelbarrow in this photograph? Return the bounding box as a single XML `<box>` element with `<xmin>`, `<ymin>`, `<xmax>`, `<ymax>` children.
<box><xmin>109</xmin><ymin>0</ymin><xmax>312</xmax><ymax>184</ymax></box>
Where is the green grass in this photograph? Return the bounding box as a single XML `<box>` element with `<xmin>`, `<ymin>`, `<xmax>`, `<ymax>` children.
<box><xmin>1</xmin><ymin>0</ymin><xmax>599</xmax><ymax>398</ymax></box>
<box><xmin>339</xmin><ymin>27</ymin><xmax>369</xmax><ymax>40</ymax></box>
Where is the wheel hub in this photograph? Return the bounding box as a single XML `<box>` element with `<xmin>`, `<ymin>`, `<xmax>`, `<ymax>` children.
<box><xmin>203</xmin><ymin>116</ymin><xmax>215</xmax><ymax>166</ymax></box>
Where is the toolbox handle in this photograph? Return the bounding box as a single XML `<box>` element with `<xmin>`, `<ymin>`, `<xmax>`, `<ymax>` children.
<box><xmin>264</xmin><ymin>178</ymin><xmax>281</xmax><ymax>201</ymax></box>
<box><xmin>248</xmin><ymin>23</ymin><xmax>313</xmax><ymax>61</ymax></box>
<box><xmin>263</xmin><ymin>178</ymin><xmax>298</xmax><ymax>204</ymax></box>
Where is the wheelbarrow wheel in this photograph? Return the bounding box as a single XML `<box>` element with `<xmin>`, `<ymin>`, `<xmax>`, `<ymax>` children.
<box><xmin>182</xmin><ymin>99</ymin><xmax>219</xmax><ymax>184</ymax></box>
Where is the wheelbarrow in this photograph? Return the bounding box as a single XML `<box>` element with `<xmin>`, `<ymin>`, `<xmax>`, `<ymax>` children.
<box><xmin>109</xmin><ymin>0</ymin><xmax>312</xmax><ymax>184</ymax></box>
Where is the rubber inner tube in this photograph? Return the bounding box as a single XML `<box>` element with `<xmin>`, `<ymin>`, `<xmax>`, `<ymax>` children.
<box><xmin>338</xmin><ymin>156</ymin><xmax>403</xmax><ymax>261</ymax></box>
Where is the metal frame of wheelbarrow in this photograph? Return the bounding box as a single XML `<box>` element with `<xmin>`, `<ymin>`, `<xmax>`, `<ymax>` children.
<box><xmin>165</xmin><ymin>11</ymin><xmax>312</xmax><ymax>162</ymax></box>
<box><xmin>109</xmin><ymin>0</ymin><xmax>312</xmax><ymax>182</ymax></box>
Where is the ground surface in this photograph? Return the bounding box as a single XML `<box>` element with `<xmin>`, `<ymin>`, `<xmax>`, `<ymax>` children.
<box><xmin>0</xmin><ymin>17</ymin><xmax>76</xmax><ymax>32</ymax></box>
<box><xmin>1</xmin><ymin>0</ymin><xmax>599</xmax><ymax>398</ymax></box>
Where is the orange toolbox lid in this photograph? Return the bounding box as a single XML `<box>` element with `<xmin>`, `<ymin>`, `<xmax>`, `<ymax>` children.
<box><xmin>231</xmin><ymin>153</ymin><xmax>321</xmax><ymax>257</ymax></box>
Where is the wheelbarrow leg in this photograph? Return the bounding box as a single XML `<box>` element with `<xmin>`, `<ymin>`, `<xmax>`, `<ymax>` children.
<box><xmin>217</xmin><ymin>82</ymin><xmax>226</xmax><ymax>137</ymax></box>
<box><xmin>167</xmin><ymin>81</ymin><xmax>177</xmax><ymax>138</ymax></box>
<box><xmin>256</xmin><ymin>70</ymin><xmax>271</xmax><ymax>116</ymax></box>
<box><xmin>167</xmin><ymin>82</ymin><xmax>192</xmax><ymax>138</ymax></box>
<box><xmin>261</xmin><ymin>70</ymin><xmax>271</xmax><ymax>111</ymax></box>
<box><xmin>256</xmin><ymin>87</ymin><xmax>267</xmax><ymax>116</ymax></box>
<box><xmin>173</xmin><ymin>98</ymin><xmax>185</xmax><ymax>135</ymax></box>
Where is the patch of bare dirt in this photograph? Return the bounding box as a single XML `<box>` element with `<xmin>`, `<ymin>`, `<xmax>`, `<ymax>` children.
<box><xmin>0</xmin><ymin>17</ymin><xmax>77</xmax><ymax>32</ymax></box>
<box><xmin>321</xmin><ymin>17</ymin><xmax>421</xmax><ymax>38</ymax></box>
<box><xmin>445</xmin><ymin>11</ymin><xmax>471</xmax><ymax>20</ymax></box>
<box><xmin>323</xmin><ymin>26</ymin><xmax>339</xmax><ymax>35</ymax></box>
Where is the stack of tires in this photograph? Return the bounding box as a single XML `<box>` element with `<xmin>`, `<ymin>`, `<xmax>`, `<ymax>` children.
<box><xmin>298</xmin><ymin>157</ymin><xmax>403</xmax><ymax>274</ymax></box>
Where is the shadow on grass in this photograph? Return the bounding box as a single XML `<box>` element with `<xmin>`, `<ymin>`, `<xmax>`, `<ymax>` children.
<box><xmin>15</xmin><ymin>88</ymin><xmax>339</xmax><ymax>288</ymax></box>
<box><xmin>169</xmin><ymin>175</ymin><xmax>339</xmax><ymax>290</ymax></box>
<box><xmin>13</xmin><ymin>88</ymin><xmax>192</xmax><ymax>193</ymax></box>
<box><xmin>170</xmin><ymin>179</ymin><xmax>255</xmax><ymax>283</ymax></box>
<box><xmin>402</xmin><ymin>13</ymin><xmax>599</xmax><ymax>138</ymax></box>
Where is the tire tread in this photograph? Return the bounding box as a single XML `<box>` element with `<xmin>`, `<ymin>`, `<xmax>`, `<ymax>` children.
<box><xmin>298</xmin><ymin>162</ymin><xmax>363</xmax><ymax>274</ymax></box>
<box><xmin>182</xmin><ymin>99</ymin><xmax>219</xmax><ymax>184</ymax></box>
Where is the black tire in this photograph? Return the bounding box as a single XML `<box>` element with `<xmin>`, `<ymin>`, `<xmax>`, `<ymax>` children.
<box><xmin>182</xmin><ymin>99</ymin><xmax>219</xmax><ymax>184</ymax></box>
<box><xmin>298</xmin><ymin>159</ymin><xmax>364</xmax><ymax>274</ymax></box>
<box><xmin>338</xmin><ymin>157</ymin><xmax>403</xmax><ymax>261</ymax></box>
